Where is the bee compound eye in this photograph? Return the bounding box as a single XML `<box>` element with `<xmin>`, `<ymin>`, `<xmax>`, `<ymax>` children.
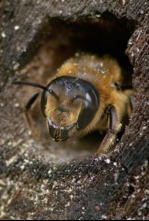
<box><xmin>41</xmin><ymin>90</ymin><xmax>49</xmax><ymax>117</ymax></box>
<box><xmin>77</xmin><ymin>90</ymin><xmax>99</xmax><ymax>131</ymax></box>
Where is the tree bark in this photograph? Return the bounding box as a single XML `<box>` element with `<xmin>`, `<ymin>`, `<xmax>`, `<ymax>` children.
<box><xmin>0</xmin><ymin>0</ymin><xmax>149</xmax><ymax>220</ymax></box>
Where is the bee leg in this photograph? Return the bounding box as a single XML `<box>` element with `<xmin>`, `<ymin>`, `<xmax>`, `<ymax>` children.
<box><xmin>23</xmin><ymin>91</ymin><xmax>40</xmax><ymax>128</ymax></box>
<box><xmin>95</xmin><ymin>105</ymin><xmax>120</xmax><ymax>156</ymax></box>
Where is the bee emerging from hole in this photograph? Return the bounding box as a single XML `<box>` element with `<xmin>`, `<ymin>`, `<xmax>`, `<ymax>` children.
<box><xmin>13</xmin><ymin>53</ymin><xmax>133</xmax><ymax>156</ymax></box>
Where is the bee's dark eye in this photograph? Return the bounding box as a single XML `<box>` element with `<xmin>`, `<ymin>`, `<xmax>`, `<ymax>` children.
<box><xmin>77</xmin><ymin>90</ymin><xmax>99</xmax><ymax>131</ymax></box>
<box><xmin>41</xmin><ymin>90</ymin><xmax>49</xmax><ymax>117</ymax></box>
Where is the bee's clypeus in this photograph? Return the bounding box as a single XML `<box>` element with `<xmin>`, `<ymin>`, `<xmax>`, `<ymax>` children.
<box><xmin>13</xmin><ymin>53</ymin><xmax>133</xmax><ymax>156</ymax></box>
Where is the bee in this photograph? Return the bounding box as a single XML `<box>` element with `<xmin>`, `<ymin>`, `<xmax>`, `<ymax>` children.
<box><xmin>13</xmin><ymin>53</ymin><xmax>133</xmax><ymax>156</ymax></box>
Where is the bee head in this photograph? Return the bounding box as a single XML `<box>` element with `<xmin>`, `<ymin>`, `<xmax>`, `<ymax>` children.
<box><xmin>12</xmin><ymin>76</ymin><xmax>99</xmax><ymax>142</ymax></box>
<box><xmin>41</xmin><ymin>76</ymin><xmax>99</xmax><ymax>142</ymax></box>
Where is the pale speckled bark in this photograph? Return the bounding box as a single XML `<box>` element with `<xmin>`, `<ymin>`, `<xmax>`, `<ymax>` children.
<box><xmin>0</xmin><ymin>0</ymin><xmax>149</xmax><ymax>220</ymax></box>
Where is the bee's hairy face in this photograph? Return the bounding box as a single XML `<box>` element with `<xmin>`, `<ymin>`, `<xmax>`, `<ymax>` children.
<box><xmin>41</xmin><ymin>77</ymin><xmax>99</xmax><ymax>142</ymax></box>
<box><xmin>46</xmin><ymin>85</ymin><xmax>84</xmax><ymax>141</ymax></box>
<box><xmin>46</xmin><ymin>91</ymin><xmax>83</xmax><ymax>127</ymax></box>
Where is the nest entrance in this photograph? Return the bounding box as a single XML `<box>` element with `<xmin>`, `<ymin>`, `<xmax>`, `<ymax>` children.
<box><xmin>17</xmin><ymin>16</ymin><xmax>134</xmax><ymax>162</ymax></box>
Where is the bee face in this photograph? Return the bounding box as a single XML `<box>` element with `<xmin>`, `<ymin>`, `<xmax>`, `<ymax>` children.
<box><xmin>41</xmin><ymin>76</ymin><xmax>99</xmax><ymax>142</ymax></box>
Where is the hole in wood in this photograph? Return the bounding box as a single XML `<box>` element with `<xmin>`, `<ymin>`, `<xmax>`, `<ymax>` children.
<box><xmin>15</xmin><ymin>17</ymin><xmax>134</xmax><ymax>162</ymax></box>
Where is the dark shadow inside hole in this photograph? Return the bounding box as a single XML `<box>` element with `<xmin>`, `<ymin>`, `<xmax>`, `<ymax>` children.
<box><xmin>20</xmin><ymin>17</ymin><xmax>133</xmax><ymax>159</ymax></box>
<box><xmin>39</xmin><ymin>18</ymin><xmax>133</xmax><ymax>86</ymax></box>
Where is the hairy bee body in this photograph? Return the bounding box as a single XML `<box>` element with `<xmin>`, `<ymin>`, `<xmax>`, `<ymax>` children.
<box><xmin>47</xmin><ymin>54</ymin><xmax>131</xmax><ymax>139</ymax></box>
<box><xmin>14</xmin><ymin>53</ymin><xmax>133</xmax><ymax>156</ymax></box>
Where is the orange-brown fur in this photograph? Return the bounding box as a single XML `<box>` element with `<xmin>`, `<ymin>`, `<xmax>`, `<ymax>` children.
<box><xmin>45</xmin><ymin>94</ymin><xmax>83</xmax><ymax>127</ymax></box>
<box><xmin>45</xmin><ymin>53</ymin><xmax>132</xmax><ymax>155</ymax></box>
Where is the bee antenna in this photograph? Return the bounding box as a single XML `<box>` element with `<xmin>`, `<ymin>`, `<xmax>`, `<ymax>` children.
<box><xmin>12</xmin><ymin>80</ymin><xmax>59</xmax><ymax>100</ymax></box>
<box><xmin>12</xmin><ymin>80</ymin><xmax>47</xmax><ymax>91</ymax></box>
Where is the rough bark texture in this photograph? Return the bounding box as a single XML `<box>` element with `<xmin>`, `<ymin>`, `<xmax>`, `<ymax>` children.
<box><xmin>0</xmin><ymin>0</ymin><xmax>149</xmax><ymax>220</ymax></box>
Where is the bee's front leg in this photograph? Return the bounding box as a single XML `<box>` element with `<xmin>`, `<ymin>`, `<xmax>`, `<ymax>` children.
<box><xmin>23</xmin><ymin>91</ymin><xmax>48</xmax><ymax>146</ymax></box>
<box><xmin>22</xmin><ymin>90</ymin><xmax>46</xmax><ymax>143</ymax></box>
<box><xmin>95</xmin><ymin>105</ymin><xmax>121</xmax><ymax>156</ymax></box>
<box><xmin>23</xmin><ymin>91</ymin><xmax>40</xmax><ymax>130</ymax></box>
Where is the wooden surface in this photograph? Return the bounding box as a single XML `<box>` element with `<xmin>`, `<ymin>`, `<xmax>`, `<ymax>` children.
<box><xmin>0</xmin><ymin>0</ymin><xmax>149</xmax><ymax>219</ymax></box>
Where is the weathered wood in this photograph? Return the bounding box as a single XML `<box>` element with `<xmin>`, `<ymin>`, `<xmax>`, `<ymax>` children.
<box><xmin>0</xmin><ymin>0</ymin><xmax>149</xmax><ymax>220</ymax></box>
